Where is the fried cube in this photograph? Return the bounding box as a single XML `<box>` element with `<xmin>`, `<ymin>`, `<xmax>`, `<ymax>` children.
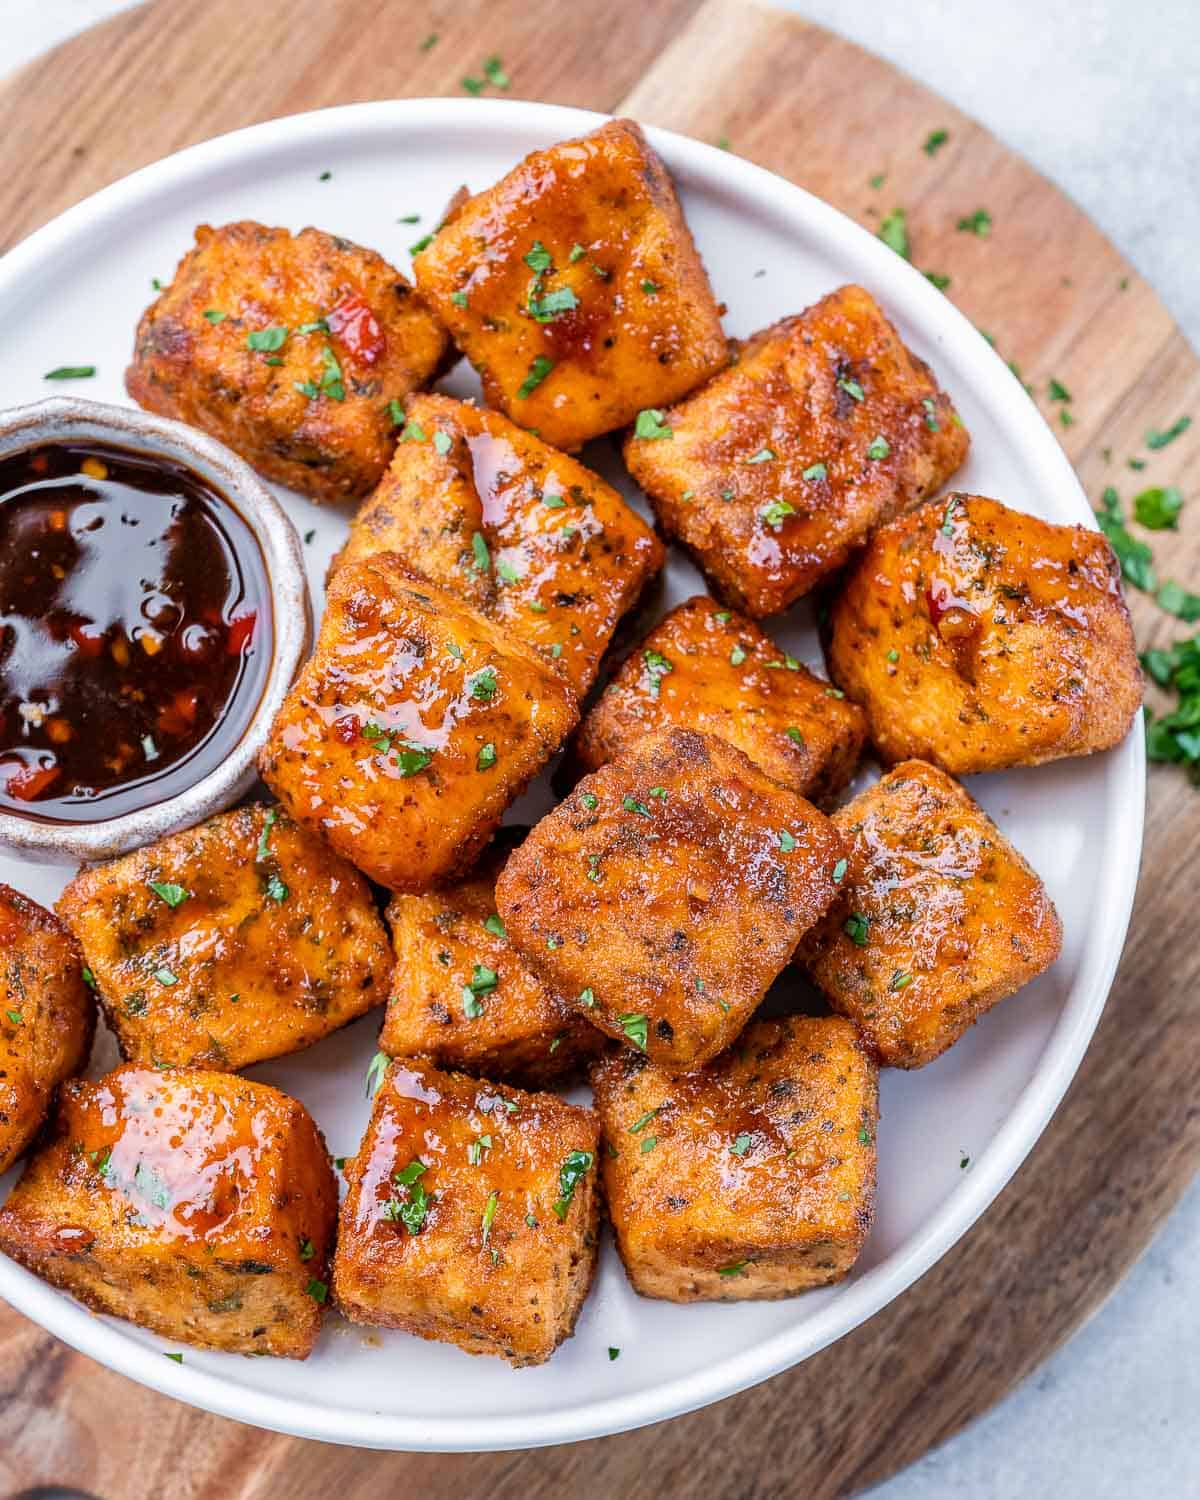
<box><xmin>259</xmin><ymin>554</ymin><xmax>578</xmax><ymax>892</ymax></box>
<box><xmin>332</xmin><ymin>1057</ymin><xmax>599</xmax><ymax>1366</ymax></box>
<box><xmin>381</xmin><ymin>837</ymin><xmax>606</xmax><ymax>1087</ymax></box>
<box><xmin>495</xmin><ymin>727</ymin><xmax>846</xmax><ymax>1069</ymax></box>
<box><xmin>412</xmin><ymin>119</ymin><xmax>728</xmax><ymax>451</ymax></box>
<box><xmin>0</xmin><ymin>1065</ymin><xmax>337</xmax><ymax>1357</ymax></box>
<box><xmin>0</xmin><ymin>885</ymin><xmax>94</xmax><ymax>1175</ymax></box>
<box><xmin>800</xmin><ymin>761</ymin><xmax>1063</xmax><ymax>1066</ymax></box>
<box><xmin>56</xmin><ymin>804</ymin><xmax>391</xmax><ymax>1072</ymax></box>
<box><xmin>126</xmin><ymin>221</ymin><xmax>450</xmax><ymax>501</ymax></box>
<box><xmin>624</xmin><ymin>284</ymin><xmax>969</xmax><ymax>617</ymax></box>
<box><xmin>573</xmin><ymin>595</ymin><xmax>866</xmax><ymax>804</ymax></box>
<box><xmin>335</xmin><ymin>393</ymin><xmax>664</xmax><ymax>695</ymax></box>
<box><xmin>592</xmin><ymin>1016</ymin><xmax>877</xmax><ymax>1300</ymax></box>
<box><xmin>827</xmin><ymin>493</ymin><xmax>1143</xmax><ymax>772</ymax></box>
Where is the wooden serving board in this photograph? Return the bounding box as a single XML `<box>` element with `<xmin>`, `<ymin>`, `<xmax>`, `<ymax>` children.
<box><xmin>1</xmin><ymin>1</ymin><xmax>1197</xmax><ymax>1495</ymax></box>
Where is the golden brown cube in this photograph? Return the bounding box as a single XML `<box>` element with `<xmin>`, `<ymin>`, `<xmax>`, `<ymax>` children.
<box><xmin>259</xmin><ymin>555</ymin><xmax>578</xmax><ymax>892</ymax></box>
<box><xmin>0</xmin><ymin>1065</ymin><xmax>337</xmax><ymax>1357</ymax></box>
<box><xmin>381</xmin><ymin>837</ymin><xmax>607</xmax><ymax>1088</ymax></box>
<box><xmin>56</xmin><ymin>804</ymin><xmax>391</xmax><ymax>1072</ymax></box>
<box><xmin>412</xmin><ymin>119</ymin><xmax>728</xmax><ymax>451</ymax></box>
<box><xmin>335</xmin><ymin>393</ymin><xmax>664</xmax><ymax>695</ymax></box>
<box><xmin>495</xmin><ymin>727</ymin><xmax>847</xmax><ymax>1069</ymax></box>
<box><xmin>624</xmin><ymin>284</ymin><xmax>969</xmax><ymax>617</ymax></box>
<box><xmin>126</xmin><ymin>221</ymin><xmax>450</xmax><ymax>502</ymax></box>
<box><xmin>574</xmin><ymin>595</ymin><xmax>867</xmax><ymax>804</ymax></box>
<box><xmin>592</xmin><ymin>1016</ymin><xmax>877</xmax><ymax>1300</ymax></box>
<box><xmin>827</xmin><ymin>493</ymin><xmax>1143</xmax><ymax>772</ymax></box>
<box><xmin>800</xmin><ymin>761</ymin><xmax>1063</xmax><ymax>1067</ymax></box>
<box><xmin>0</xmin><ymin>885</ymin><xmax>94</xmax><ymax>1175</ymax></box>
<box><xmin>332</xmin><ymin>1057</ymin><xmax>599</xmax><ymax>1366</ymax></box>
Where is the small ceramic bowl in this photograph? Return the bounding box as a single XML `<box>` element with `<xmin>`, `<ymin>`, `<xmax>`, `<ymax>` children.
<box><xmin>0</xmin><ymin>397</ymin><xmax>311</xmax><ymax>863</ymax></box>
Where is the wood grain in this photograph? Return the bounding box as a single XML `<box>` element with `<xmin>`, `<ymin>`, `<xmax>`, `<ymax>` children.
<box><xmin>1</xmin><ymin>0</ymin><xmax>1198</xmax><ymax>1495</ymax></box>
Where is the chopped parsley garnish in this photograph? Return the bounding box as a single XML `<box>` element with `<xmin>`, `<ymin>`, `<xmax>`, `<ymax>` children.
<box><xmin>388</xmin><ymin>398</ymin><xmax>407</xmax><ymax>427</ymax></box>
<box><xmin>832</xmin><ymin>858</ymin><xmax>848</xmax><ymax>883</ymax></box>
<box><xmin>867</xmin><ymin>435</ymin><xmax>891</xmax><ymax>460</ymax></box>
<box><xmin>922</xmin><ymin>397</ymin><xmax>940</xmax><ymax>431</ymax></box>
<box><xmin>203</xmin><ymin>309</ymin><xmax>227</xmax><ymax>324</ymax></box>
<box><xmin>551</xmin><ymin>1150</ymin><xmax>594</xmax><ymax>1220</ymax></box>
<box><xmin>148</xmin><ymin>880</ymin><xmax>189</xmax><ymax>909</ymax></box>
<box><xmin>1048</xmin><ymin>378</ymin><xmax>1072</xmax><ymax>403</ymax></box>
<box><xmin>384</xmin><ymin>1159</ymin><xmax>433</xmax><ymax>1234</ymax></box>
<box><xmin>761</xmin><ymin>500</ymin><xmax>795</xmax><ymax>528</ymax></box>
<box><xmin>497</xmin><ymin>557</ymin><xmax>522</xmax><ymax>584</ymax></box>
<box><xmin>468</xmin><ymin>1135</ymin><xmax>493</xmax><ymax>1165</ymax></box>
<box><xmin>640</xmin><ymin>1135</ymin><xmax>657</xmax><ymax>1154</ymax></box>
<box><xmin>6</xmin><ymin>1010</ymin><xmax>22</xmax><ymax>1026</ymax></box>
<box><xmin>634</xmin><ymin>408</ymin><xmax>673</xmax><ymax>440</ymax></box>
<box><xmin>745</xmin><ymin>447</ymin><xmax>776</xmax><ymax>465</ymax></box>
<box><xmin>889</xmin><ymin>970</ymin><xmax>913</xmax><ymax>992</ymax></box>
<box><xmin>470</xmin><ymin>530</ymin><xmax>491</xmax><ymax>573</ymax></box>
<box><xmin>778</xmin><ymin>830</ymin><xmax>797</xmax><ymax>852</ymax></box>
<box><xmin>924</xmin><ymin>270</ymin><xmax>952</xmax><ymax>290</ymax></box>
<box><xmin>82</xmin><ymin>966</ymin><xmax>97</xmax><ymax>990</ymax></box>
<box><xmin>528</xmin><ymin>286</ymin><xmax>579</xmax><ymax>323</ymax></box>
<box><xmin>483</xmin><ymin>55</ymin><xmax>510</xmax><ymax>88</ymax></box>
<box><xmin>1096</xmin><ymin>487</ymin><xmax>1156</xmax><ymax>591</ymax></box>
<box><xmin>246</xmin><ymin>326</ymin><xmax>288</xmax><ymax>352</ymax></box>
<box><xmin>44</xmin><ymin>366</ymin><xmax>96</xmax><ymax>381</ymax></box>
<box><xmin>580</xmin><ymin>792</ymin><xmax>598</xmax><ymax>810</ymax></box>
<box><xmin>1146</xmin><ymin>416</ymin><xmax>1191</xmax><ymax>450</ymax></box>
<box><xmin>802</xmin><ymin>462</ymin><xmax>828</xmax><ymax>481</ymax></box>
<box><xmin>729</xmin><ymin>643</ymin><xmax>748</xmax><ymax>667</ymax></box>
<box><xmin>420</xmin><ymin>31</ymin><xmax>438</xmax><ymax>49</ymax></box>
<box><xmin>923</xmin><ymin>128</ymin><xmax>949</xmax><ymax>156</ymax></box>
<box><xmin>484</xmin><ymin>913</ymin><xmax>507</xmax><ymax>938</ymax></box>
<box><xmin>717</xmin><ymin>1260</ymin><xmax>751</xmax><ymax>1277</ymax></box>
<box><xmin>623</xmin><ymin>795</ymin><xmax>652</xmax><ymax>817</ymax></box>
<box><xmin>1134</xmin><ymin>486</ymin><xmax>1183</xmax><ymax>530</ymax></box>
<box><xmin>844</xmin><ymin>912</ymin><xmax>870</xmax><ymax>947</ymax></box>
<box><xmin>523</xmin><ymin>241</ymin><xmax>553</xmax><ymax>274</ymax></box>
<box><xmin>450</xmin><ymin>290</ymin><xmax>469</xmax><ymax>308</ymax></box>
<box><xmin>868</xmin><ymin>171</ymin><xmax>886</xmax><ymax>190</ymax></box>
<box><xmin>433</xmin><ymin>429</ymin><xmax>453</xmax><ymax>455</ymax></box>
<box><xmin>153</xmin><ymin>966</ymin><xmax>178</xmax><ymax>986</ymax></box>
<box><xmin>730</xmin><ymin>1133</ymin><xmax>752</xmax><ymax>1157</ymax></box>
<box><xmin>878</xmin><ymin>208</ymin><xmax>910</xmax><ymax>260</ymax></box>
<box><xmin>630</xmin><ymin>1108</ymin><xmax>661</xmax><ymax>1134</ymax></box>
<box><xmin>263</xmin><ymin>873</ymin><xmax>288</xmax><ymax>904</ymax></box>
<box><xmin>318</xmin><ymin>170</ymin><xmax>331</xmax><ymax>182</ymax></box>
<box><xmin>517</xmin><ymin>356</ymin><xmax>555</xmax><ymax>399</ymax></box>
<box><xmin>542</xmin><ymin>492</ymin><xmax>567</xmax><ymax>508</ymax></box>
<box><xmin>462</xmin><ymin>963</ymin><xmax>498</xmax><ymax>1019</ymax></box>
<box><xmin>859</xmin><ymin>1125</ymin><xmax>874</xmax><ymax>1145</ymax></box>
<box><xmin>956</xmin><ymin>208</ymin><xmax>992</xmax><ymax>236</ymax></box>
<box><xmin>649</xmin><ymin>786</ymin><xmax>668</xmax><ymax>800</ymax></box>
<box><xmin>608</xmin><ymin>1347</ymin><xmax>620</xmax><ymax>1360</ymax></box>
<box><xmin>569</xmin><ymin>243</ymin><xmax>586</xmax><ymax>262</ymax></box>
<box><xmin>643</xmin><ymin>648</ymin><xmax>674</xmax><ymax>698</ymax></box>
<box><xmin>481</xmin><ymin>1189</ymin><xmax>500</xmax><ymax>1246</ymax></box>
<box><xmin>837</xmin><ymin>375</ymin><xmax>864</xmax><ymax>402</ymax></box>
<box><xmin>462</xmin><ymin>75</ymin><xmax>484</xmax><ymax>95</ymax></box>
<box><xmin>579</xmin><ymin>987</ymin><xmax>595</xmax><ymax>1008</ymax></box>
<box><xmin>1143</xmin><ymin>635</ymin><xmax>1200</xmax><ymax>777</ymax></box>
<box><xmin>469</xmin><ymin>665</ymin><xmax>498</xmax><ymax>701</ymax></box>
<box><xmin>941</xmin><ymin>496</ymin><xmax>959</xmax><ymax>536</ymax></box>
<box><xmin>305</xmin><ymin>1278</ymin><xmax>328</xmax><ymax>1303</ymax></box>
<box><xmin>400</xmin><ymin>417</ymin><xmax>427</xmax><ymax>443</ymax></box>
<box><xmin>164</xmin><ymin>1351</ymin><xmax>183</xmax><ymax>1363</ymax></box>
<box><xmin>299</xmin><ymin>1237</ymin><xmax>314</xmax><ymax>1261</ymax></box>
<box><xmin>477</xmin><ymin>742</ymin><xmax>497</xmax><ymax>770</ymax></box>
<box><xmin>364</xmin><ymin>1050</ymin><xmax>390</xmax><ymax>1097</ymax></box>
<box><xmin>785</xmin><ymin>727</ymin><xmax>805</xmax><ymax>746</ymax></box>
<box><xmin>618</xmin><ymin>1013</ymin><xmax>648</xmax><ymax>1051</ymax></box>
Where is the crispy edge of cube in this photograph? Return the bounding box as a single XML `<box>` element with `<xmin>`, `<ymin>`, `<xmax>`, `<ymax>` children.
<box><xmin>332</xmin><ymin>1063</ymin><xmax>600</xmax><ymax>1365</ymax></box>
<box><xmin>592</xmin><ymin>1019</ymin><xmax>877</xmax><ymax>1301</ymax></box>
<box><xmin>0</xmin><ymin>1071</ymin><xmax>336</xmax><ymax>1357</ymax></box>
<box><xmin>804</xmin><ymin>761</ymin><xmax>1064</xmax><ymax>1067</ymax></box>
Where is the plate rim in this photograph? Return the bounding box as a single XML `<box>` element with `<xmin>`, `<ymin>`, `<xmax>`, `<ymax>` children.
<box><xmin>0</xmin><ymin>94</ymin><xmax>1145</xmax><ymax>1452</ymax></box>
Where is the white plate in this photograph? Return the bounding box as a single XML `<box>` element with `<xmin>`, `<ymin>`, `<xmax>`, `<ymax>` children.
<box><xmin>0</xmin><ymin>98</ymin><xmax>1143</xmax><ymax>1451</ymax></box>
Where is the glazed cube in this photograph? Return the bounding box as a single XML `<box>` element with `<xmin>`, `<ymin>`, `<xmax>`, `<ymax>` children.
<box><xmin>828</xmin><ymin>492</ymin><xmax>1143</xmax><ymax>772</ymax></box>
<box><xmin>800</xmin><ymin>760</ymin><xmax>1063</xmax><ymax>1066</ymax></box>
<box><xmin>412</xmin><ymin>119</ymin><xmax>728</xmax><ymax>450</ymax></box>
<box><xmin>573</xmin><ymin>595</ymin><xmax>866</xmax><ymax>804</ymax></box>
<box><xmin>592</xmin><ymin>1016</ymin><xmax>877</xmax><ymax>1300</ymax></box>
<box><xmin>0</xmin><ymin>885</ymin><xmax>94</xmax><ymax>1175</ymax></box>
<box><xmin>127</xmin><ymin>221</ymin><xmax>450</xmax><ymax>501</ymax></box>
<box><xmin>495</xmin><ymin>727</ymin><xmax>847</xmax><ymax>1068</ymax></box>
<box><xmin>335</xmin><ymin>393</ymin><xmax>664</xmax><ymax>695</ymax></box>
<box><xmin>56</xmin><ymin>804</ymin><xmax>391</xmax><ymax>1072</ymax></box>
<box><xmin>0</xmin><ymin>1065</ymin><xmax>337</xmax><ymax>1357</ymax></box>
<box><xmin>624</xmin><ymin>284</ymin><xmax>969</xmax><ymax>616</ymax></box>
<box><xmin>259</xmin><ymin>554</ymin><xmax>578</xmax><ymax>891</ymax></box>
<box><xmin>381</xmin><ymin>837</ymin><xmax>607</xmax><ymax>1088</ymax></box>
<box><xmin>332</xmin><ymin>1057</ymin><xmax>600</xmax><ymax>1366</ymax></box>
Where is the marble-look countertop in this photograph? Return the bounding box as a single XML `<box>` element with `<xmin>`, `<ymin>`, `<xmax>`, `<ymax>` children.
<box><xmin>4</xmin><ymin>3</ymin><xmax>1198</xmax><ymax>1494</ymax></box>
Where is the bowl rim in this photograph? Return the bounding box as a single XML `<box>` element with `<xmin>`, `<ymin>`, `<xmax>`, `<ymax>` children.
<box><xmin>0</xmin><ymin>95</ymin><xmax>1145</xmax><ymax>1451</ymax></box>
<box><xmin>0</xmin><ymin>395</ymin><xmax>312</xmax><ymax>861</ymax></box>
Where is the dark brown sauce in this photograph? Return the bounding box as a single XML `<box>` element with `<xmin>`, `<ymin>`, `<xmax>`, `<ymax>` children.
<box><xmin>0</xmin><ymin>441</ymin><xmax>271</xmax><ymax>823</ymax></box>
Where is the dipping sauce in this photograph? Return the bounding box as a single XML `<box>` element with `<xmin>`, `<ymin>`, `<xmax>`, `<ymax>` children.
<box><xmin>0</xmin><ymin>441</ymin><xmax>271</xmax><ymax>822</ymax></box>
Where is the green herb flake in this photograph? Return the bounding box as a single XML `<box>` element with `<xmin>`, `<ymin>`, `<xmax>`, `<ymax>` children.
<box><xmin>1096</xmin><ymin>486</ymin><xmax>1156</xmax><ymax>592</ymax></box>
<box><xmin>483</xmin><ymin>55</ymin><xmax>510</xmax><ymax>89</ymax></box>
<box><xmin>6</xmin><ymin>1009</ymin><xmax>22</xmax><ymax>1026</ymax></box>
<box><xmin>618</xmin><ymin>1013</ymin><xmax>648</xmax><ymax>1051</ymax></box>
<box><xmin>1048</xmin><ymin>378</ymin><xmax>1072</xmax><ymax>403</ymax></box>
<box><xmin>832</xmin><ymin>858</ymin><xmax>848</xmax><ymax>883</ymax></box>
<box><xmin>551</xmin><ymin>1150</ymin><xmax>594</xmax><ymax>1220</ymax></box>
<box><xmin>634</xmin><ymin>408</ymin><xmax>673</xmax><ymax>440</ymax></box>
<box><xmin>761</xmin><ymin>499</ymin><xmax>795</xmax><ymax>528</ymax></box>
<box><xmin>924</xmin><ymin>270</ymin><xmax>952</xmax><ymax>290</ymax></box>
<box><xmin>608</xmin><ymin>1347</ymin><xmax>620</xmax><ymax>1360</ymax></box>
<box><xmin>44</xmin><ymin>366</ymin><xmax>97</xmax><ymax>381</ymax></box>
<box><xmin>745</xmin><ymin>447</ymin><xmax>776</xmax><ymax>465</ymax></box>
<box><xmin>643</xmin><ymin>648</ymin><xmax>674</xmax><ymax>699</ymax></box>
<box><xmin>469</xmin><ymin>665</ymin><xmax>498</xmax><ymax>701</ymax></box>
<box><xmin>579</xmin><ymin>986</ymin><xmax>595</xmax><ymax>1008</ymax></box>
<box><xmin>477</xmin><ymin>742</ymin><xmax>497</xmax><ymax>771</ymax></box>
<box><xmin>802</xmin><ymin>462</ymin><xmax>828</xmax><ymax>481</ymax></box>
<box><xmin>148</xmin><ymin>880</ymin><xmax>189</xmax><ymax>909</ymax></box>
<box><xmin>517</xmin><ymin>356</ymin><xmax>556</xmax><ymax>399</ymax></box>
<box><xmin>484</xmin><ymin>912</ymin><xmax>507</xmax><ymax>939</ymax></box>
<box><xmin>246</xmin><ymin>326</ymin><xmax>288</xmax><ymax>352</ymax></box>
<box><xmin>203</xmin><ymin>309</ymin><xmax>227</xmax><ymax>324</ymax></box>
<box><xmin>837</xmin><ymin>375</ymin><xmax>865</xmax><ymax>402</ymax></box>
<box><xmin>432</xmin><ymin>429</ymin><xmax>453</xmax><ymax>456</ymax></box>
<box><xmin>580</xmin><ymin>793</ymin><xmax>598</xmax><ymax>811</ymax></box>
<box><xmin>730</xmin><ymin>1133</ymin><xmax>753</xmax><ymax>1157</ymax></box>
<box><xmin>844</xmin><ymin>912</ymin><xmax>870</xmax><ymax>947</ymax></box>
<box><xmin>922</xmin><ymin>397</ymin><xmax>940</xmax><ymax>431</ymax></box>
<box><xmin>299</xmin><ymin>1238</ymin><xmax>314</xmax><ymax>1261</ymax></box>
<box><xmin>164</xmin><ymin>1351</ymin><xmax>183</xmax><ymax>1363</ymax></box>
<box><xmin>529</xmin><ymin>285</ymin><xmax>580</xmax><ymax>323</ymax></box>
<box><xmin>785</xmin><ymin>727</ymin><xmax>805</xmax><ymax>746</ymax></box>
<box><xmin>471</xmin><ymin>531</ymin><xmax>491</xmax><ymax>572</ymax></box>
<box><xmin>420</xmin><ymin>31</ymin><xmax>438</xmax><ymax>50</ymax></box>
<box><xmin>778</xmin><ymin>829</ymin><xmax>797</xmax><ymax>852</ymax></box>
<box><xmin>878</xmin><ymin>208</ymin><xmax>910</xmax><ymax>260</ymax></box>
<box><xmin>1134</xmin><ymin>486</ymin><xmax>1184</xmax><ymax>530</ymax></box>
<box><xmin>717</xmin><ymin>1259</ymin><xmax>751</xmax><ymax>1277</ymax></box>
<box><xmin>630</xmin><ymin>1108</ymin><xmax>661</xmax><ymax>1134</ymax></box>
<box><xmin>923</xmin><ymin>128</ymin><xmax>949</xmax><ymax>156</ymax></box>
<box><xmin>523</xmin><ymin>241</ymin><xmax>553</xmax><ymax>274</ymax></box>
<box><xmin>956</xmin><ymin>208</ymin><xmax>992</xmax><ymax>237</ymax></box>
<box><xmin>1146</xmin><ymin>416</ymin><xmax>1191</xmax><ymax>450</ymax></box>
<box><xmin>153</xmin><ymin>966</ymin><xmax>178</xmax><ymax>987</ymax></box>
<box><xmin>365</xmin><ymin>1050</ymin><xmax>390</xmax><ymax>1097</ymax></box>
<box><xmin>867</xmin><ymin>435</ymin><xmax>891</xmax><ymax>460</ymax></box>
<box><xmin>622</xmin><ymin>795</ymin><xmax>652</xmax><ymax>817</ymax></box>
<box><xmin>305</xmin><ymin>1278</ymin><xmax>328</xmax><ymax>1304</ymax></box>
<box><xmin>889</xmin><ymin>970</ymin><xmax>913</xmax><ymax>992</ymax></box>
<box><xmin>263</xmin><ymin>873</ymin><xmax>288</xmax><ymax>904</ymax></box>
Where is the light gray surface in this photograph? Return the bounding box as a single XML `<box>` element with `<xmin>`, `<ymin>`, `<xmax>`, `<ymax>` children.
<box><xmin>4</xmin><ymin>1</ymin><xmax>1198</xmax><ymax>1494</ymax></box>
